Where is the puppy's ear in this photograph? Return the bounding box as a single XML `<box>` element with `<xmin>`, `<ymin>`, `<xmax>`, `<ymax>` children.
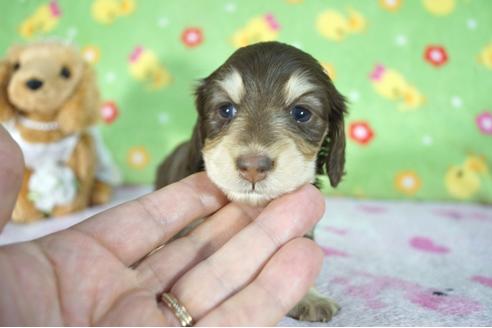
<box><xmin>57</xmin><ymin>62</ymin><xmax>100</xmax><ymax>133</ymax></box>
<box><xmin>188</xmin><ymin>79</ymin><xmax>208</xmax><ymax>169</ymax></box>
<box><xmin>317</xmin><ymin>87</ymin><xmax>347</xmax><ymax>187</ymax></box>
<box><xmin>186</xmin><ymin>119</ymin><xmax>206</xmax><ymax>173</ymax></box>
<box><xmin>154</xmin><ymin>122</ymin><xmax>204</xmax><ymax>189</ymax></box>
<box><xmin>154</xmin><ymin>80</ymin><xmax>206</xmax><ymax>189</ymax></box>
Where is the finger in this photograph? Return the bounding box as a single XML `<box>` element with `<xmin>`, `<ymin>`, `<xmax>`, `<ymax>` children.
<box><xmin>136</xmin><ymin>202</ymin><xmax>263</xmax><ymax>293</ymax></box>
<box><xmin>67</xmin><ymin>172</ymin><xmax>228</xmax><ymax>266</ymax></box>
<box><xmin>95</xmin><ymin>289</ymin><xmax>169</xmax><ymax>326</ymax></box>
<box><xmin>0</xmin><ymin>126</ymin><xmax>23</xmax><ymax>230</ymax></box>
<box><xmin>197</xmin><ymin>238</ymin><xmax>324</xmax><ymax>326</ymax></box>
<box><xmin>168</xmin><ymin>184</ymin><xmax>325</xmax><ymax>319</ymax></box>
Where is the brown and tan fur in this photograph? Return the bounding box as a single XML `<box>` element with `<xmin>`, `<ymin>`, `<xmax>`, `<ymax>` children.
<box><xmin>0</xmin><ymin>41</ymin><xmax>111</xmax><ymax>223</ymax></box>
<box><xmin>155</xmin><ymin>41</ymin><xmax>347</xmax><ymax>322</ymax></box>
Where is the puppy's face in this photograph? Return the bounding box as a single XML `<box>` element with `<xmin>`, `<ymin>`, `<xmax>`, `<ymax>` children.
<box><xmin>195</xmin><ymin>42</ymin><xmax>347</xmax><ymax>205</ymax></box>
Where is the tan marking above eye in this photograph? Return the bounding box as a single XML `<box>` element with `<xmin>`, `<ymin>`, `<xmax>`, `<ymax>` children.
<box><xmin>216</xmin><ymin>68</ymin><xmax>245</xmax><ymax>104</ymax></box>
<box><xmin>284</xmin><ymin>71</ymin><xmax>317</xmax><ymax>106</ymax></box>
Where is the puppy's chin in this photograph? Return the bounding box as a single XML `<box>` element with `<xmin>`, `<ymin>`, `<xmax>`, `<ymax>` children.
<box><xmin>225</xmin><ymin>190</ymin><xmax>274</xmax><ymax>207</ymax></box>
<box><xmin>206</xmin><ymin>172</ymin><xmax>316</xmax><ymax>207</ymax></box>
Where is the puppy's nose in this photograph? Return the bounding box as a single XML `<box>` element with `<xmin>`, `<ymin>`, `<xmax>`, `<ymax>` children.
<box><xmin>26</xmin><ymin>79</ymin><xmax>43</xmax><ymax>91</ymax></box>
<box><xmin>236</xmin><ymin>154</ymin><xmax>273</xmax><ymax>183</ymax></box>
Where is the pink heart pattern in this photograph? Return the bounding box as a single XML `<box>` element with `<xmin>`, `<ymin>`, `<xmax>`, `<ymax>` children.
<box><xmin>324</xmin><ymin>226</ymin><xmax>348</xmax><ymax>235</ymax></box>
<box><xmin>322</xmin><ymin>246</ymin><xmax>349</xmax><ymax>257</ymax></box>
<box><xmin>409</xmin><ymin>236</ymin><xmax>450</xmax><ymax>254</ymax></box>
<box><xmin>471</xmin><ymin>275</ymin><xmax>492</xmax><ymax>288</ymax></box>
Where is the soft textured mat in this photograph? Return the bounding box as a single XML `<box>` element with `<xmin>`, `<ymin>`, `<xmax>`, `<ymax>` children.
<box><xmin>281</xmin><ymin>198</ymin><xmax>492</xmax><ymax>326</ymax></box>
<box><xmin>1</xmin><ymin>188</ymin><xmax>491</xmax><ymax>326</ymax></box>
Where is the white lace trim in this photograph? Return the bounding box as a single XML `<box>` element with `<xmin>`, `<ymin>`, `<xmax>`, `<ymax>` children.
<box><xmin>18</xmin><ymin>117</ymin><xmax>60</xmax><ymax>131</ymax></box>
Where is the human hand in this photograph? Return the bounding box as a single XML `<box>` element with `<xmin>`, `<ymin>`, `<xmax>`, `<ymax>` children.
<box><xmin>0</xmin><ymin>125</ymin><xmax>23</xmax><ymax>226</ymax></box>
<box><xmin>0</xmin><ymin>127</ymin><xmax>325</xmax><ymax>326</ymax></box>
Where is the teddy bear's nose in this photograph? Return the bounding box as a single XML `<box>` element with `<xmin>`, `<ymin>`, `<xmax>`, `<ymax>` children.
<box><xmin>26</xmin><ymin>79</ymin><xmax>44</xmax><ymax>91</ymax></box>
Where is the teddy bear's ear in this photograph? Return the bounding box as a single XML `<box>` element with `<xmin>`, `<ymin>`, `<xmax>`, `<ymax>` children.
<box><xmin>7</xmin><ymin>44</ymin><xmax>25</xmax><ymax>61</ymax></box>
<box><xmin>56</xmin><ymin>62</ymin><xmax>100</xmax><ymax>134</ymax></box>
<box><xmin>0</xmin><ymin>58</ymin><xmax>17</xmax><ymax>122</ymax></box>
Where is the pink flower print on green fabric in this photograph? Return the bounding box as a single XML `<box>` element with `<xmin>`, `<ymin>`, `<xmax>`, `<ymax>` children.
<box><xmin>476</xmin><ymin>111</ymin><xmax>492</xmax><ymax>135</ymax></box>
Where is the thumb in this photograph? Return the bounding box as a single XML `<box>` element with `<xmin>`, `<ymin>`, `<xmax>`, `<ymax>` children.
<box><xmin>0</xmin><ymin>125</ymin><xmax>23</xmax><ymax>231</ymax></box>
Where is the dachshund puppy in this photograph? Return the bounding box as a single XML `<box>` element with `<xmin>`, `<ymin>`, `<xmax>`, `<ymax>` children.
<box><xmin>155</xmin><ymin>41</ymin><xmax>347</xmax><ymax>322</ymax></box>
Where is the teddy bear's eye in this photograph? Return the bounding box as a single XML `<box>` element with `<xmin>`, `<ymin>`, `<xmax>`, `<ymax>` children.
<box><xmin>13</xmin><ymin>62</ymin><xmax>20</xmax><ymax>71</ymax></box>
<box><xmin>60</xmin><ymin>66</ymin><xmax>71</xmax><ymax>79</ymax></box>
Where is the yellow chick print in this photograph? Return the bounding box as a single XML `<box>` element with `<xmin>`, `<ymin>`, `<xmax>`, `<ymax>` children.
<box><xmin>232</xmin><ymin>13</ymin><xmax>280</xmax><ymax>48</ymax></box>
<box><xmin>477</xmin><ymin>43</ymin><xmax>492</xmax><ymax>70</ymax></box>
<box><xmin>316</xmin><ymin>8</ymin><xmax>366</xmax><ymax>42</ymax></box>
<box><xmin>92</xmin><ymin>0</ymin><xmax>135</xmax><ymax>25</ymax></box>
<box><xmin>445</xmin><ymin>155</ymin><xmax>489</xmax><ymax>199</ymax></box>
<box><xmin>321</xmin><ymin>62</ymin><xmax>336</xmax><ymax>81</ymax></box>
<box><xmin>19</xmin><ymin>0</ymin><xmax>61</xmax><ymax>39</ymax></box>
<box><xmin>370</xmin><ymin>64</ymin><xmax>425</xmax><ymax>110</ymax></box>
<box><xmin>422</xmin><ymin>0</ymin><xmax>455</xmax><ymax>16</ymax></box>
<box><xmin>379</xmin><ymin>0</ymin><xmax>403</xmax><ymax>12</ymax></box>
<box><xmin>128</xmin><ymin>46</ymin><xmax>171</xmax><ymax>90</ymax></box>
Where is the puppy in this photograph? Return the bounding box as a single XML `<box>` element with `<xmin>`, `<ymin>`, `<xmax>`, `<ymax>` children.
<box><xmin>155</xmin><ymin>41</ymin><xmax>347</xmax><ymax>322</ymax></box>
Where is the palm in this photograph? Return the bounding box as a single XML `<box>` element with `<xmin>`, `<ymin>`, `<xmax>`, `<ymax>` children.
<box><xmin>0</xmin><ymin>172</ymin><xmax>324</xmax><ymax>326</ymax></box>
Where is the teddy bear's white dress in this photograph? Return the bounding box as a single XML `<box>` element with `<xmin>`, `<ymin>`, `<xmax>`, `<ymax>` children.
<box><xmin>2</xmin><ymin>119</ymin><xmax>121</xmax><ymax>213</ymax></box>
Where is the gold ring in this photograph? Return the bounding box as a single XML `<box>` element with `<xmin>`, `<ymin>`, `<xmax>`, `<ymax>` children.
<box><xmin>160</xmin><ymin>292</ymin><xmax>194</xmax><ymax>327</ymax></box>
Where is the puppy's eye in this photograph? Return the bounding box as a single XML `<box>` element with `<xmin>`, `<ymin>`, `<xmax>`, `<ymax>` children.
<box><xmin>218</xmin><ymin>103</ymin><xmax>237</xmax><ymax>119</ymax></box>
<box><xmin>290</xmin><ymin>105</ymin><xmax>312</xmax><ymax>123</ymax></box>
<box><xmin>13</xmin><ymin>62</ymin><xmax>20</xmax><ymax>71</ymax></box>
<box><xmin>60</xmin><ymin>66</ymin><xmax>71</xmax><ymax>79</ymax></box>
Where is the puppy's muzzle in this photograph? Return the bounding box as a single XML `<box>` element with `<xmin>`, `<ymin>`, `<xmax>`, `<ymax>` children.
<box><xmin>236</xmin><ymin>154</ymin><xmax>273</xmax><ymax>184</ymax></box>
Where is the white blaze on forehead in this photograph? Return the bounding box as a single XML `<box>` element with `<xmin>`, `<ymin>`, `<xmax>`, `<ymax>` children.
<box><xmin>217</xmin><ymin>68</ymin><xmax>245</xmax><ymax>104</ymax></box>
<box><xmin>284</xmin><ymin>71</ymin><xmax>317</xmax><ymax>105</ymax></box>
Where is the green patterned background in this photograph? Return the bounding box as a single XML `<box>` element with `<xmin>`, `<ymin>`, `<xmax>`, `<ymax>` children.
<box><xmin>1</xmin><ymin>0</ymin><xmax>491</xmax><ymax>203</ymax></box>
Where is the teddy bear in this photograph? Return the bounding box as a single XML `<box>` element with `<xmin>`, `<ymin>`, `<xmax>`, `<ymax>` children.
<box><xmin>0</xmin><ymin>41</ymin><xmax>120</xmax><ymax>223</ymax></box>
